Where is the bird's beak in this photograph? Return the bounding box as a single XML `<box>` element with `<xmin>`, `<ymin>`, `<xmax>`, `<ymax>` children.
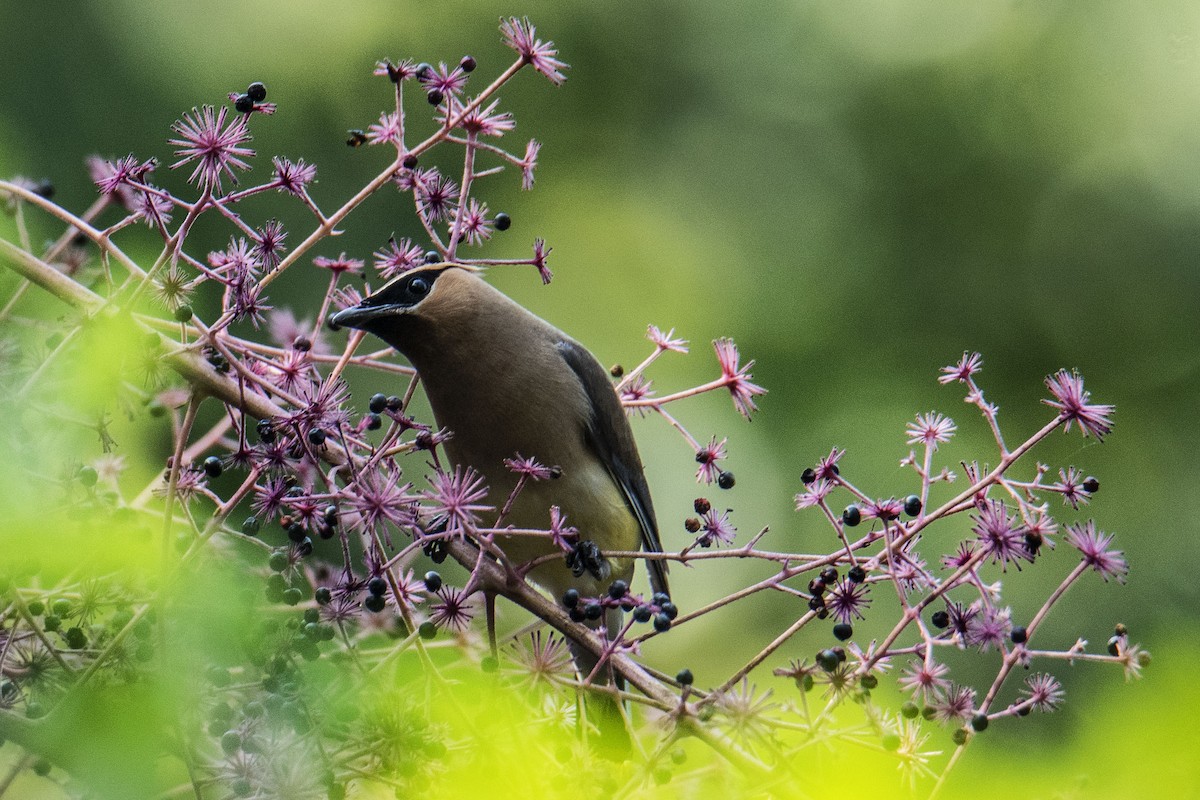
<box><xmin>328</xmin><ymin>302</ymin><xmax>396</xmax><ymax>332</ymax></box>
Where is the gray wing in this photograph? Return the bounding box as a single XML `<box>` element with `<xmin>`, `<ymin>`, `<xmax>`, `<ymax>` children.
<box><xmin>556</xmin><ymin>340</ymin><xmax>669</xmax><ymax>597</ymax></box>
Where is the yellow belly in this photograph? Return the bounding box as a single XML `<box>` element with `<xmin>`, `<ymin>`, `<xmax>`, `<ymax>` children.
<box><xmin>484</xmin><ymin>461</ymin><xmax>641</xmax><ymax>599</ymax></box>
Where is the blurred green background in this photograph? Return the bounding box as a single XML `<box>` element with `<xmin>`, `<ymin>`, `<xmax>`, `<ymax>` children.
<box><xmin>2</xmin><ymin>0</ymin><xmax>1197</xmax><ymax>796</ymax></box>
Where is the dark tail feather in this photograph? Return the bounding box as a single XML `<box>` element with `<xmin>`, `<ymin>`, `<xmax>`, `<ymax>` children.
<box><xmin>568</xmin><ymin>608</ymin><xmax>631</xmax><ymax>758</ymax></box>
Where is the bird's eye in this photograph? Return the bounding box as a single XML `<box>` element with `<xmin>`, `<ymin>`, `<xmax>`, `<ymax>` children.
<box><xmin>408</xmin><ymin>277</ymin><xmax>430</xmax><ymax>298</ymax></box>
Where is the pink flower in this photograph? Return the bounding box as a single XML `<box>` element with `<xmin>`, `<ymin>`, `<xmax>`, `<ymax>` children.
<box><xmin>344</xmin><ymin>469</ymin><xmax>417</xmax><ymax>534</ymax></box>
<box><xmin>939</xmin><ymin>351</ymin><xmax>982</xmax><ymax>384</ymax></box>
<box><xmin>825</xmin><ymin>578</ymin><xmax>871</xmax><ymax>624</ymax></box>
<box><xmin>415</xmin><ymin>170</ymin><xmax>460</xmax><ymax>222</ymax></box>
<box><xmin>647</xmin><ymin>325</ymin><xmax>689</xmax><ymax>353</ymax></box>
<box><xmin>713</xmin><ymin>338</ymin><xmax>766</xmax><ymax>419</ymax></box>
<box><xmin>971</xmin><ymin>500</ymin><xmax>1032</xmax><ymax>571</ymax></box>
<box><xmin>531</xmin><ymin>237</ymin><xmax>552</xmax><ymax>284</ymax></box>
<box><xmin>271</xmin><ymin>157</ymin><xmax>316</xmax><ymax>196</ymax></box>
<box><xmin>1052</xmin><ymin>466</ymin><xmax>1093</xmax><ymax>509</ymax></box>
<box><xmin>366</xmin><ymin>111</ymin><xmax>402</xmax><ymax>146</ymax></box>
<box><xmin>313</xmin><ymin>253</ymin><xmax>365</xmax><ymax>276</ymax></box>
<box><xmin>520</xmin><ymin>139</ymin><xmax>541</xmax><ymax>190</ymax></box>
<box><xmin>794</xmin><ymin>477</ymin><xmax>833</xmax><ymax>510</ymax></box>
<box><xmin>373</xmin><ymin>237</ymin><xmax>424</xmax><ymax>279</ymax></box>
<box><xmin>503</xmin><ymin>454</ymin><xmax>557</xmax><ymax>481</ymax></box>
<box><xmin>420</xmin><ymin>61</ymin><xmax>469</xmax><ymax>100</ymax></box>
<box><xmin>694</xmin><ymin>436</ymin><xmax>727</xmax><ymax>484</ymax></box>
<box><xmin>423</xmin><ymin>466</ymin><xmax>493</xmax><ymax>535</ymax></box>
<box><xmin>1043</xmin><ymin>369</ymin><xmax>1114</xmax><ymax>441</ymax></box>
<box><xmin>1021</xmin><ymin>673</ymin><xmax>1065</xmax><ymax>712</ymax></box>
<box><xmin>814</xmin><ymin>448</ymin><xmax>844</xmax><ymax>482</ymax></box>
<box><xmin>905</xmin><ymin>412</ymin><xmax>956</xmax><ymax>449</ymax></box>
<box><xmin>620</xmin><ymin>375</ymin><xmax>655</xmax><ymax>417</ymax></box>
<box><xmin>1065</xmin><ymin>521</ymin><xmax>1127</xmax><ymax>583</ymax></box>
<box><xmin>429</xmin><ymin>587</ymin><xmax>476</xmax><ymax>633</ymax></box>
<box><xmin>695</xmin><ymin>508</ymin><xmax>736</xmax><ymax>547</ymax></box>
<box><xmin>168</xmin><ymin>105</ymin><xmax>254</xmax><ymax>192</ymax></box>
<box><xmin>374</xmin><ymin>59</ymin><xmax>420</xmax><ymax>82</ymax></box>
<box><xmin>898</xmin><ymin>659</ymin><xmax>950</xmax><ymax>703</ymax></box>
<box><xmin>451</xmin><ymin>197</ymin><xmax>494</xmax><ymax>246</ymax></box>
<box><xmin>500</xmin><ymin>17</ymin><xmax>569</xmax><ymax>85</ymax></box>
<box><xmin>445</xmin><ymin>98</ymin><xmax>514</xmax><ymax>137</ymax></box>
<box><xmin>547</xmin><ymin>506</ymin><xmax>578</xmax><ymax>551</ymax></box>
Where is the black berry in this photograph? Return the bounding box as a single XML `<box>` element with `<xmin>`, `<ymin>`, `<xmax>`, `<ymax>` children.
<box><xmin>203</xmin><ymin>456</ymin><xmax>223</xmax><ymax>479</ymax></box>
<box><xmin>247</xmin><ymin>81</ymin><xmax>267</xmax><ymax>102</ymax></box>
<box><xmin>903</xmin><ymin>494</ymin><xmax>922</xmax><ymax>517</ymax></box>
<box><xmin>424</xmin><ymin>571</ymin><xmax>443</xmax><ymax>593</ymax></box>
<box><xmin>717</xmin><ymin>471</ymin><xmax>735</xmax><ymax>490</ymax></box>
<box><xmin>842</xmin><ymin>504</ymin><xmax>862</xmax><ymax>527</ymax></box>
<box><xmin>494</xmin><ymin>212</ymin><xmax>511</xmax><ymax>231</ymax></box>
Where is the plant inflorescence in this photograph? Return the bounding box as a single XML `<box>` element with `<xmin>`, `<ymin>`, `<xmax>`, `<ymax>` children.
<box><xmin>0</xmin><ymin>17</ymin><xmax>1145</xmax><ymax>800</ymax></box>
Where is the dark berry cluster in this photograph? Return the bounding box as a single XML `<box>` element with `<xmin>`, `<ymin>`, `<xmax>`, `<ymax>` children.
<box><xmin>561</xmin><ymin>581</ymin><xmax>679</xmax><ymax>633</ymax></box>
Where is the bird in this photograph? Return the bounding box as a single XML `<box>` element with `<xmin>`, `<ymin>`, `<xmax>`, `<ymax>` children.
<box><xmin>329</xmin><ymin>262</ymin><xmax>667</xmax><ymax>747</ymax></box>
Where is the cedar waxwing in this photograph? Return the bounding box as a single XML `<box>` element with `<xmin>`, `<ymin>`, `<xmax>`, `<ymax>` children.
<box><xmin>330</xmin><ymin>263</ymin><xmax>667</xmax><ymax>743</ymax></box>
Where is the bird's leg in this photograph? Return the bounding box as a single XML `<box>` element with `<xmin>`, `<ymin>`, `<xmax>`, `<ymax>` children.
<box><xmin>485</xmin><ymin>591</ymin><xmax>498</xmax><ymax>659</ymax></box>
